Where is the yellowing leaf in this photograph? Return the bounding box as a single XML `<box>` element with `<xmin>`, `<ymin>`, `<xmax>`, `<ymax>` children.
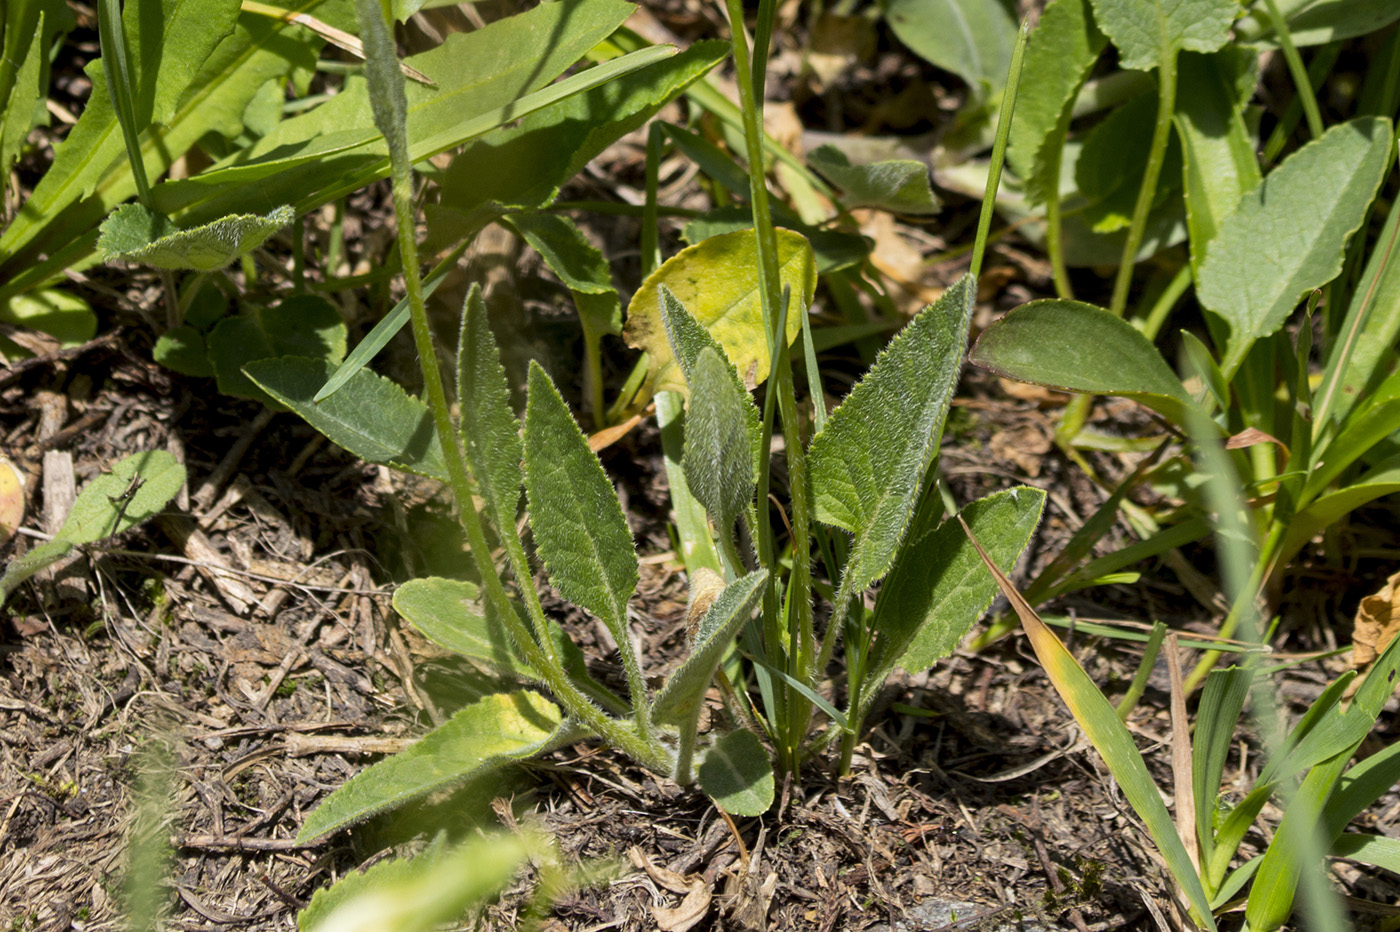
<box><xmin>624</xmin><ymin>228</ymin><xmax>816</xmax><ymax>396</ymax></box>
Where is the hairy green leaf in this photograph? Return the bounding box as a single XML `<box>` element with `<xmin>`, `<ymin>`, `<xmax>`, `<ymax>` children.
<box><xmin>393</xmin><ymin>578</ymin><xmax>522</xmax><ymax>676</ymax></box>
<box><xmin>99</xmin><ymin>202</ymin><xmax>294</xmax><ymax>271</ymax></box>
<box><xmin>624</xmin><ymin>229</ymin><xmax>817</xmax><ymax>397</ymax></box>
<box><xmin>1198</xmin><ymin>117</ymin><xmax>1393</xmax><ymax>375</ymax></box>
<box><xmin>0</xmin><ymin>450</ymin><xmax>186</xmax><ymax>604</ymax></box>
<box><xmin>153</xmin><ymin>326</ymin><xmax>213</xmax><ymax>378</ymax></box>
<box><xmin>208</xmin><ymin>295</ymin><xmax>347</xmax><ymax>406</ymax></box>
<box><xmin>698</xmin><ymin>728</ymin><xmax>773</xmax><ymax>817</ymax></box>
<box><xmin>523</xmin><ymin>362</ymin><xmax>638</xmax><ymax>641</ymax></box>
<box><xmin>244</xmin><ymin>356</ymin><xmax>448</xmax><ymax>480</ymax></box>
<box><xmin>651</xmin><ymin>570</ymin><xmax>767</xmax><ymax>727</ymax></box>
<box><xmin>881</xmin><ymin>0</ymin><xmax>1017</xmax><ymax>98</ymax></box>
<box><xmin>298</xmin><ymin>833</ymin><xmax>530</xmax><ymax>932</ymax></box>
<box><xmin>809</xmin><ymin>275</ymin><xmax>975</xmax><ymax>593</ymax></box>
<box><xmin>295</xmin><ymin>691</ymin><xmax>562</xmax><ymax>844</ymax></box>
<box><xmin>808</xmin><ymin>144</ymin><xmax>940</xmax><ymax>215</ymax></box>
<box><xmin>1087</xmin><ymin>0</ymin><xmax>1235</xmax><ymax>71</ymax></box>
<box><xmin>456</xmin><ymin>286</ymin><xmax>523</xmax><ymax>536</ymax></box>
<box><xmin>1076</xmin><ymin>93</ymin><xmax>1181</xmax><ymax>233</ymax></box>
<box><xmin>504</xmin><ymin>209</ymin><xmax>621</xmax><ymax>343</ymax></box>
<box><xmin>1005</xmin><ymin>0</ymin><xmax>1106</xmax><ymax>205</ymax></box>
<box><xmin>969</xmin><ymin>299</ymin><xmax>1200</xmax><ymax>427</ymax></box>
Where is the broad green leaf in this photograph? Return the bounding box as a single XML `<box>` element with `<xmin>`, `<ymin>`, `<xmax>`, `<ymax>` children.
<box><xmin>651</xmin><ymin>570</ymin><xmax>767</xmax><ymax>727</ymax></box>
<box><xmin>660</xmin><ymin>288</ymin><xmax>762</xmax><ymax>531</ymax></box>
<box><xmin>160</xmin><ymin>0</ymin><xmax>639</xmax><ymax>232</ymax></box>
<box><xmin>1174</xmin><ymin>48</ymin><xmax>1261</xmax><ymax>274</ymax></box>
<box><xmin>807</xmin><ymin>144</ymin><xmax>940</xmax><ymax>215</ymax></box>
<box><xmin>0</xmin><ymin>450</ymin><xmax>186</xmax><ymax>604</ymax></box>
<box><xmin>975</xmin><ymin>529</ymin><xmax>1218</xmax><ymax>929</ymax></box>
<box><xmin>1005</xmin><ymin>0</ymin><xmax>1106</xmax><ymax>206</ymax></box>
<box><xmin>298</xmin><ymin>833</ymin><xmax>530</xmax><ymax>932</ymax></box>
<box><xmin>1197</xmin><ymin>117</ymin><xmax>1393</xmax><ymax>376</ymax></box>
<box><xmin>436</xmin><ymin>40</ymin><xmax>726</xmax><ymax>219</ymax></box>
<box><xmin>623</xmin><ymin>228</ymin><xmax>817</xmax><ymax>396</ymax></box>
<box><xmin>809</xmin><ymin>275</ymin><xmax>975</xmax><ymax>593</ymax></box>
<box><xmin>295</xmin><ymin>691</ymin><xmax>562</xmax><ymax>844</ymax></box>
<box><xmin>969</xmin><ymin>299</ymin><xmax>1201</xmax><ymax>426</ymax></box>
<box><xmin>523</xmin><ymin>362</ymin><xmax>638</xmax><ymax>640</ymax></box>
<box><xmin>1087</xmin><ymin>0</ymin><xmax>1235</xmax><ymax>71</ymax></box>
<box><xmin>1329</xmin><ymin>834</ymin><xmax>1400</xmax><ymax>874</ymax></box>
<box><xmin>680</xmin><ymin>206</ymin><xmax>870</xmax><ymax>275</ymax></box>
<box><xmin>1</xmin><ymin>289</ymin><xmax>97</xmax><ymax>348</ymax></box>
<box><xmin>243</xmin><ymin>356</ymin><xmax>449</xmax><ymax>480</ymax></box>
<box><xmin>208</xmin><ymin>295</ymin><xmax>347</xmax><ymax>405</ymax></box>
<box><xmin>881</xmin><ymin>0</ymin><xmax>1018</xmax><ymax>99</ymax></box>
<box><xmin>456</xmin><ymin>286</ymin><xmax>524</xmax><ymax>537</ymax></box>
<box><xmin>153</xmin><ymin>326</ymin><xmax>213</xmax><ymax>378</ymax></box>
<box><xmin>99</xmin><ymin>202</ymin><xmax>293</xmax><ymax>271</ymax></box>
<box><xmin>1234</xmin><ymin>0</ymin><xmax>1400</xmax><ymax>47</ymax></box>
<box><xmin>698</xmin><ymin>728</ymin><xmax>774</xmax><ymax>817</ymax></box>
<box><xmin>393</xmin><ymin>578</ymin><xmax>521</xmax><ymax>676</ymax></box>
<box><xmin>392</xmin><ymin>577</ymin><xmax>607</xmax><ymax>704</ymax></box>
<box><xmin>879</xmin><ymin>489</ymin><xmax>1043</xmax><ymax>675</ymax></box>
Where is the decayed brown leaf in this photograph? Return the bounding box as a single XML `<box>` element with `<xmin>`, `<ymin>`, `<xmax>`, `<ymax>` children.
<box><xmin>1351</xmin><ymin>569</ymin><xmax>1400</xmax><ymax>669</ymax></box>
<box><xmin>629</xmin><ymin>846</ymin><xmax>712</xmax><ymax>932</ymax></box>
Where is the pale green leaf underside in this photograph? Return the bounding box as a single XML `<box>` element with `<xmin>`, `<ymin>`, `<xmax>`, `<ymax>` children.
<box><xmin>651</xmin><ymin>570</ymin><xmax>767</xmax><ymax>727</ymax></box>
<box><xmin>698</xmin><ymin>728</ymin><xmax>774</xmax><ymax>817</ymax></box>
<box><xmin>295</xmin><ymin>691</ymin><xmax>562</xmax><ymax>844</ymax></box>
<box><xmin>523</xmin><ymin>362</ymin><xmax>638</xmax><ymax>636</ymax></box>
<box><xmin>0</xmin><ymin>450</ymin><xmax>186</xmax><ymax>604</ymax></box>
<box><xmin>1197</xmin><ymin>116</ymin><xmax>1393</xmax><ymax>375</ymax></box>
<box><xmin>99</xmin><ymin>202</ymin><xmax>294</xmax><ymax>271</ymax></box>
<box><xmin>244</xmin><ymin>356</ymin><xmax>449</xmax><ymax>480</ymax></box>
<box><xmin>393</xmin><ymin>577</ymin><xmax>525</xmax><ymax>676</ymax></box>
<box><xmin>882</xmin><ymin>0</ymin><xmax>1017</xmax><ymax>97</ymax></box>
<box><xmin>809</xmin><ymin>274</ymin><xmax>975</xmax><ymax>593</ymax></box>
<box><xmin>1088</xmin><ymin>0</ymin><xmax>1236</xmax><ymax>70</ymax></box>
<box><xmin>808</xmin><ymin>144</ymin><xmax>940</xmax><ymax>215</ymax></box>
<box><xmin>683</xmin><ymin>349</ymin><xmax>761</xmax><ymax>530</ymax></box>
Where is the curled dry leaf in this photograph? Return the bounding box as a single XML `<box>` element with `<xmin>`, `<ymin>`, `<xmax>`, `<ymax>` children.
<box><xmin>1351</xmin><ymin>569</ymin><xmax>1400</xmax><ymax>669</ymax></box>
<box><xmin>628</xmin><ymin>847</ymin><xmax>711</xmax><ymax>932</ymax></box>
<box><xmin>0</xmin><ymin>457</ymin><xmax>25</xmax><ymax>549</ymax></box>
<box><xmin>684</xmin><ymin>567</ymin><xmax>725</xmax><ymax>643</ymax></box>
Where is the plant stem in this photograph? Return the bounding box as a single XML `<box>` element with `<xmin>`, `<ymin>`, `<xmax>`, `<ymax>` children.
<box><xmin>356</xmin><ymin>0</ymin><xmax>670</xmax><ymax>774</ymax></box>
<box><xmin>970</xmin><ymin>19</ymin><xmax>1029</xmax><ymax>281</ymax></box>
<box><xmin>1109</xmin><ymin>51</ymin><xmax>1178</xmax><ymax>318</ymax></box>
<box><xmin>1264</xmin><ymin>0</ymin><xmax>1323</xmax><ymax>141</ymax></box>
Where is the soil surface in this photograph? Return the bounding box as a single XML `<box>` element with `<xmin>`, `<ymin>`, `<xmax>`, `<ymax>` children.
<box><xmin>4</xmin><ymin>3</ymin><xmax>1400</xmax><ymax>932</ymax></box>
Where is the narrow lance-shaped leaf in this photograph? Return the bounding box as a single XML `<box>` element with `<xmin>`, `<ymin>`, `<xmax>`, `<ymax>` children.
<box><xmin>1087</xmin><ymin>0</ymin><xmax>1235</xmax><ymax>72</ymax></box>
<box><xmin>651</xmin><ymin>570</ymin><xmax>767</xmax><ymax>727</ymax></box>
<box><xmin>295</xmin><ymin>691</ymin><xmax>562</xmax><ymax>845</ymax></box>
<box><xmin>807</xmin><ymin>144</ymin><xmax>940</xmax><ymax>215</ymax></box>
<box><xmin>659</xmin><ymin>287</ymin><xmax>762</xmax><ymax>535</ymax></box>
<box><xmin>698</xmin><ymin>727</ymin><xmax>774</xmax><ymax>817</ymax></box>
<box><xmin>969</xmin><ymin>299</ymin><xmax>1201</xmax><ymax>428</ymax></box>
<box><xmin>522</xmin><ymin>362</ymin><xmax>643</xmax><ymax>700</ymax></box>
<box><xmin>457</xmin><ymin>285</ymin><xmax>523</xmax><ymax>536</ymax></box>
<box><xmin>1197</xmin><ymin>117</ymin><xmax>1393</xmax><ymax>376</ymax></box>
<box><xmin>962</xmin><ymin>518</ymin><xmax>1218</xmax><ymax>930</ymax></box>
<box><xmin>809</xmin><ymin>275</ymin><xmax>975</xmax><ymax>594</ymax></box>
